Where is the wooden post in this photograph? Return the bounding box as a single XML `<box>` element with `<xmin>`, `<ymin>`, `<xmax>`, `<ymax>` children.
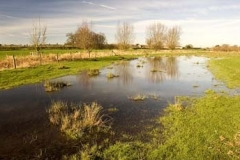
<box><xmin>12</xmin><ymin>55</ymin><xmax>16</xmax><ymax>69</ymax></box>
<box><xmin>70</xmin><ymin>52</ymin><xmax>73</xmax><ymax>61</ymax></box>
<box><xmin>56</xmin><ymin>53</ymin><xmax>59</xmax><ymax>63</ymax></box>
<box><xmin>39</xmin><ymin>53</ymin><xmax>42</xmax><ymax>65</ymax></box>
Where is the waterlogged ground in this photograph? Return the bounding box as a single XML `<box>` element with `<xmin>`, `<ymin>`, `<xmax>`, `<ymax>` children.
<box><xmin>0</xmin><ymin>56</ymin><xmax>235</xmax><ymax>158</ymax></box>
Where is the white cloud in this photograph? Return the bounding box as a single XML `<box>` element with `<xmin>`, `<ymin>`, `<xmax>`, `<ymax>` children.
<box><xmin>99</xmin><ymin>4</ymin><xmax>116</xmax><ymax>10</ymax></box>
<box><xmin>82</xmin><ymin>1</ymin><xmax>95</xmax><ymax>5</ymax></box>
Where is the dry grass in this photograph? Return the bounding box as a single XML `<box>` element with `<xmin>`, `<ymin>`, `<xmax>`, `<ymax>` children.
<box><xmin>47</xmin><ymin>101</ymin><xmax>110</xmax><ymax>139</ymax></box>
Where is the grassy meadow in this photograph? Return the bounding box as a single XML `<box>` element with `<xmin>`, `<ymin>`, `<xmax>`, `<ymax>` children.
<box><xmin>0</xmin><ymin>56</ymin><xmax>124</xmax><ymax>89</ymax></box>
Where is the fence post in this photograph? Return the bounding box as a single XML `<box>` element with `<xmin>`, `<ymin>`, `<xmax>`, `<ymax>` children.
<box><xmin>56</xmin><ymin>53</ymin><xmax>59</xmax><ymax>63</ymax></box>
<box><xmin>12</xmin><ymin>55</ymin><xmax>16</xmax><ymax>69</ymax></box>
<box><xmin>39</xmin><ymin>53</ymin><xmax>42</xmax><ymax>65</ymax></box>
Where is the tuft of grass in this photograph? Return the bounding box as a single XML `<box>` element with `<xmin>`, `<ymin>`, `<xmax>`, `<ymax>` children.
<box><xmin>107</xmin><ymin>107</ymin><xmax>119</xmax><ymax>112</ymax></box>
<box><xmin>44</xmin><ymin>81</ymin><xmax>70</xmax><ymax>92</ymax></box>
<box><xmin>128</xmin><ymin>94</ymin><xmax>147</xmax><ymax>101</ymax></box>
<box><xmin>87</xmin><ymin>69</ymin><xmax>100</xmax><ymax>76</ymax></box>
<box><xmin>106</xmin><ymin>73</ymin><xmax>119</xmax><ymax>79</ymax></box>
<box><xmin>47</xmin><ymin>101</ymin><xmax>110</xmax><ymax>140</ymax></box>
<box><xmin>192</xmin><ymin>84</ymin><xmax>199</xmax><ymax>88</ymax></box>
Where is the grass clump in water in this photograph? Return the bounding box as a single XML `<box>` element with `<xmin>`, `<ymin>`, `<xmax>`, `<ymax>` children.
<box><xmin>87</xmin><ymin>69</ymin><xmax>100</xmax><ymax>76</ymax></box>
<box><xmin>44</xmin><ymin>81</ymin><xmax>70</xmax><ymax>92</ymax></box>
<box><xmin>128</xmin><ymin>94</ymin><xmax>147</xmax><ymax>101</ymax></box>
<box><xmin>106</xmin><ymin>73</ymin><xmax>119</xmax><ymax>79</ymax></box>
<box><xmin>47</xmin><ymin>101</ymin><xmax>110</xmax><ymax>140</ymax></box>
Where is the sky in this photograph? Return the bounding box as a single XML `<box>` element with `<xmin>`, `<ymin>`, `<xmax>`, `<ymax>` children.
<box><xmin>0</xmin><ymin>0</ymin><xmax>240</xmax><ymax>47</ymax></box>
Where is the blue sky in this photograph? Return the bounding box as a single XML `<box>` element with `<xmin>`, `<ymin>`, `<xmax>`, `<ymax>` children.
<box><xmin>0</xmin><ymin>0</ymin><xmax>240</xmax><ymax>47</ymax></box>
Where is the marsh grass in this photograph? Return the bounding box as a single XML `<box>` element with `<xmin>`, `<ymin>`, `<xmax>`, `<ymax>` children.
<box><xmin>48</xmin><ymin>102</ymin><xmax>111</xmax><ymax>140</ymax></box>
<box><xmin>87</xmin><ymin>69</ymin><xmax>100</xmax><ymax>76</ymax></box>
<box><xmin>44</xmin><ymin>81</ymin><xmax>70</xmax><ymax>92</ymax></box>
<box><xmin>128</xmin><ymin>94</ymin><xmax>147</xmax><ymax>101</ymax></box>
<box><xmin>106</xmin><ymin>73</ymin><xmax>119</xmax><ymax>79</ymax></box>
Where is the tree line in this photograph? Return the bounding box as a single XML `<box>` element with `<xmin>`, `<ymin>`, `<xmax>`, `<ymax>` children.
<box><xmin>65</xmin><ymin>20</ymin><xmax>181</xmax><ymax>51</ymax></box>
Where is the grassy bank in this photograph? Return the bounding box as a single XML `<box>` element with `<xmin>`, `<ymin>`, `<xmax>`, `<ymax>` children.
<box><xmin>208</xmin><ymin>56</ymin><xmax>240</xmax><ymax>88</ymax></box>
<box><xmin>0</xmin><ymin>56</ymin><xmax>124</xmax><ymax>89</ymax></box>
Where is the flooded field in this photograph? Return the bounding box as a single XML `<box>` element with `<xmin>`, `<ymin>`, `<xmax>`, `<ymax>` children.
<box><xmin>0</xmin><ymin>56</ymin><xmax>233</xmax><ymax>158</ymax></box>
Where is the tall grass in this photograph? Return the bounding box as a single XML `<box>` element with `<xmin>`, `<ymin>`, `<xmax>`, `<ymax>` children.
<box><xmin>48</xmin><ymin>101</ymin><xmax>110</xmax><ymax>140</ymax></box>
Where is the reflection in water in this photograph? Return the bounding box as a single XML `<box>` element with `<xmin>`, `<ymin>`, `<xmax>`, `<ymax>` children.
<box><xmin>114</xmin><ymin>61</ymin><xmax>133</xmax><ymax>85</ymax></box>
<box><xmin>146</xmin><ymin>57</ymin><xmax>179</xmax><ymax>83</ymax></box>
<box><xmin>166</xmin><ymin>57</ymin><xmax>179</xmax><ymax>79</ymax></box>
<box><xmin>78</xmin><ymin>70</ymin><xmax>92</xmax><ymax>88</ymax></box>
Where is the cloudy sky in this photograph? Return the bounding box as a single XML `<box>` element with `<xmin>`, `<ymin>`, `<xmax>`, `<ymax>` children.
<box><xmin>0</xmin><ymin>0</ymin><xmax>240</xmax><ymax>47</ymax></box>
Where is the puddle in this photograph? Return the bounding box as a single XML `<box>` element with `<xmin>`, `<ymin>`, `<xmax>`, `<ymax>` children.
<box><xmin>0</xmin><ymin>56</ymin><xmax>237</xmax><ymax>158</ymax></box>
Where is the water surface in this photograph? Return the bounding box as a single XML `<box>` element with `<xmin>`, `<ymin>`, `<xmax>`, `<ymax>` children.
<box><xmin>0</xmin><ymin>56</ymin><xmax>234</xmax><ymax>158</ymax></box>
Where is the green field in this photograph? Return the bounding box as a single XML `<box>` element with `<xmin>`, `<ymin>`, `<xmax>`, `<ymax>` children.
<box><xmin>0</xmin><ymin>56</ymin><xmax>124</xmax><ymax>89</ymax></box>
<box><xmin>208</xmin><ymin>56</ymin><xmax>240</xmax><ymax>88</ymax></box>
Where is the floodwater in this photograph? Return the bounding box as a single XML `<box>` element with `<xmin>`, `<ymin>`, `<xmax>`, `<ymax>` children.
<box><xmin>0</xmin><ymin>56</ymin><xmax>234</xmax><ymax>158</ymax></box>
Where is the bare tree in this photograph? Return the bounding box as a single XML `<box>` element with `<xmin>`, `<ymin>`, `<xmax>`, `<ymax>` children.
<box><xmin>146</xmin><ymin>22</ymin><xmax>166</xmax><ymax>50</ymax></box>
<box><xmin>75</xmin><ymin>21</ymin><xmax>94</xmax><ymax>57</ymax></box>
<box><xmin>29</xmin><ymin>18</ymin><xmax>47</xmax><ymax>53</ymax></box>
<box><xmin>115</xmin><ymin>22</ymin><xmax>135</xmax><ymax>50</ymax></box>
<box><xmin>165</xmin><ymin>26</ymin><xmax>181</xmax><ymax>50</ymax></box>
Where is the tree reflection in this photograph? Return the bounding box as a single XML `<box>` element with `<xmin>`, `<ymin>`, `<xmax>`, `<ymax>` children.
<box><xmin>146</xmin><ymin>56</ymin><xmax>179</xmax><ymax>83</ymax></box>
<box><xmin>77</xmin><ymin>70</ymin><xmax>92</xmax><ymax>88</ymax></box>
<box><xmin>114</xmin><ymin>61</ymin><xmax>133</xmax><ymax>85</ymax></box>
<box><xmin>166</xmin><ymin>56</ymin><xmax>178</xmax><ymax>79</ymax></box>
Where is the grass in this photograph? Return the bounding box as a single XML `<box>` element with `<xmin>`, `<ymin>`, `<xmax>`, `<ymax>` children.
<box><xmin>128</xmin><ymin>94</ymin><xmax>147</xmax><ymax>101</ymax></box>
<box><xmin>87</xmin><ymin>69</ymin><xmax>100</xmax><ymax>76</ymax></box>
<box><xmin>208</xmin><ymin>56</ymin><xmax>240</xmax><ymax>88</ymax></box>
<box><xmin>48</xmin><ymin>101</ymin><xmax>110</xmax><ymax>140</ymax></box>
<box><xmin>0</xmin><ymin>56</ymin><xmax>123</xmax><ymax>89</ymax></box>
<box><xmin>0</xmin><ymin>49</ymin><xmax>81</xmax><ymax>60</ymax></box>
<box><xmin>44</xmin><ymin>81</ymin><xmax>70</xmax><ymax>92</ymax></box>
<box><xmin>106</xmin><ymin>73</ymin><xmax>119</xmax><ymax>79</ymax></box>
<box><xmin>150</xmin><ymin>90</ymin><xmax>240</xmax><ymax>159</ymax></box>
